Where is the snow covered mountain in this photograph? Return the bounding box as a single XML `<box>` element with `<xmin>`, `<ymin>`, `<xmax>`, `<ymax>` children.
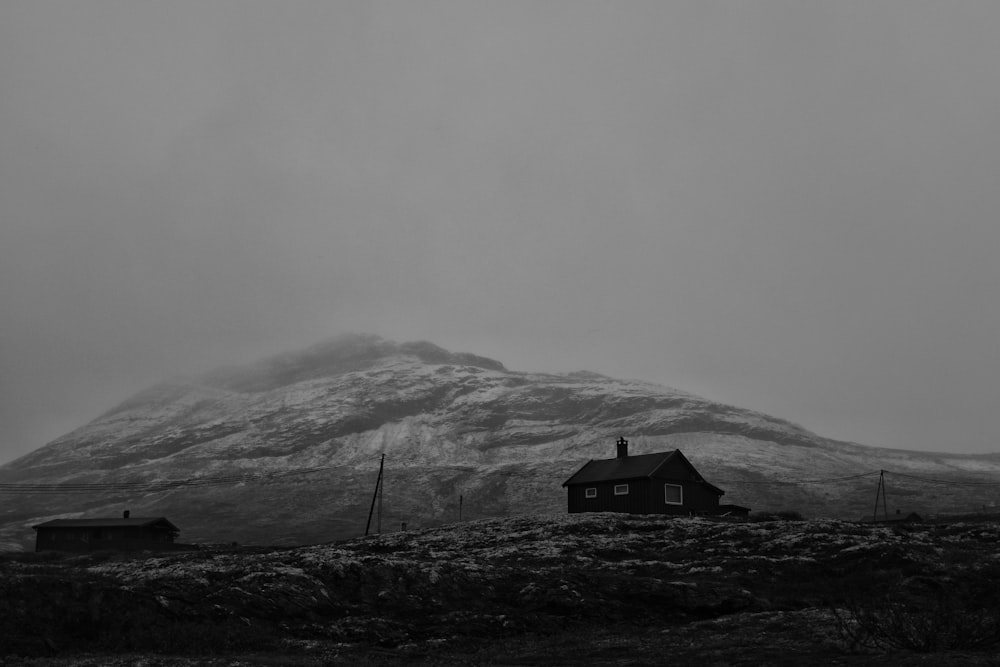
<box><xmin>2</xmin><ymin>333</ymin><xmax>999</xmax><ymax>550</ymax></box>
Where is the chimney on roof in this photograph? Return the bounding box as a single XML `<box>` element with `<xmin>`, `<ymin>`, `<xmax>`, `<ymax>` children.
<box><xmin>616</xmin><ymin>437</ymin><xmax>629</xmax><ymax>459</ymax></box>
<box><xmin>123</xmin><ymin>510</ymin><xmax>130</xmax><ymax>519</ymax></box>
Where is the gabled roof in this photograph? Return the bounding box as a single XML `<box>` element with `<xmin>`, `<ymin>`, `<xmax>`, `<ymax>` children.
<box><xmin>562</xmin><ymin>449</ymin><xmax>724</xmax><ymax>496</ymax></box>
<box><xmin>32</xmin><ymin>517</ymin><xmax>179</xmax><ymax>531</ymax></box>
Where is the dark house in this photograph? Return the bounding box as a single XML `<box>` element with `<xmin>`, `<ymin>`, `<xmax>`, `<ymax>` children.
<box><xmin>32</xmin><ymin>511</ymin><xmax>182</xmax><ymax>553</ymax></box>
<box><xmin>563</xmin><ymin>438</ymin><xmax>748</xmax><ymax>517</ymax></box>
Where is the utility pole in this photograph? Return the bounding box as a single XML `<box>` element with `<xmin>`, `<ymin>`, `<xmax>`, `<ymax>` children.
<box><xmin>872</xmin><ymin>469</ymin><xmax>889</xmax><ymax>522</ymax></box>
<box><xmin>377</xmin><ymin>455</ymin><xmax>384</xmax><ymax>535</ymax></box>
<box><xmin>365</xmin><ymin>454</ymin><xmax>385</xmax><ymax>537</ymax></box>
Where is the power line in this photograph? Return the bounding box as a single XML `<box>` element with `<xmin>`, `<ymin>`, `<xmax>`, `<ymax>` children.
<box><xmin>711</xmin><ymin>471</ymin><xmax>881</xmax><ymax>486</ymax></box>
<box><xmin>387</xmin><ymin>458</ymin><xmax>889</xmax><ymax>487</ymax></box>
<box><xmin>0</xmin><ymin>460</ymin><xmax>378</xmax><ymax>495</ymax></box>
<box><xmin>4</xmin><ymin>455</ymin><xmax>1000</xmax><ymax>496</ymax></box>
<box><xmin>883</xmin><ymin>470</ymin><xmax>1000</xmax><ymax>487</ymax></box>
<box><xmin>0</xmin><ymin>454</ymin><xmax>508</xmax><ymax>496</ymax></box>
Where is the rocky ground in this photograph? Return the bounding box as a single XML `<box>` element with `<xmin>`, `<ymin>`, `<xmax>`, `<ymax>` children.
<box><xmin>3</xmin><ymin>512</ymin><xmax>1000</xmax><ymax>665</ymax></box>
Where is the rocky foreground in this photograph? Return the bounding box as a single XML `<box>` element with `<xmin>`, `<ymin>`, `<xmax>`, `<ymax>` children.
<box><xmin>3</xmin><ymin>513</ymin><xmax>1000</xmax><ymax>665</ymax></box>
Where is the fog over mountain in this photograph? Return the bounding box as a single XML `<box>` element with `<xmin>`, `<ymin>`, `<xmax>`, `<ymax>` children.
<box><xmin>2</xmin><ymin>334</ymin><xmax>999</xmax><ymax>551</ymax></box>
<box><xmin>3</xmin><ymin>2</ymin><xmax>1000</xmax><ymax>467</ymax></box>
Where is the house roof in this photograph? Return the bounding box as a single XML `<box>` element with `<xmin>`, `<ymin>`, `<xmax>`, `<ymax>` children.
<box><xmin>32</xmin><ymin>517</ymin><xmax>179</xmax><ymax>531</ymax></box>
<box><xmin>562</xmin><ymin>449</ymin><xmax>724</xmax><ymax>496</ymax></box>
<box><xmin>717</xmin><ymin>504</ymin><xmax>752</xmax><ymax>514</ymax></box>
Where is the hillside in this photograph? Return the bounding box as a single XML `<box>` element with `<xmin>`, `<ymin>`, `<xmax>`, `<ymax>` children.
<box><xmin>4</xmin><ymin>513</ymin><xmax>1000</xmax><ymax>664</ymax></box>
<box><xmin>2</xmin><ymin>333</ymin><xmax>1000</xmax><ymax>550</ymax></box>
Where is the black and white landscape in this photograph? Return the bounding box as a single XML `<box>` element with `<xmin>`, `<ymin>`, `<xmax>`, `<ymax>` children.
<box><xmin>4</xmin><ymin>1</ymin><xmax>1000</xmax><ymax>663</ymax></box>
<box><xmin>2</xmin><ymin>334</ymin><xmax>1000</xmax><ymax>555</ymax></box>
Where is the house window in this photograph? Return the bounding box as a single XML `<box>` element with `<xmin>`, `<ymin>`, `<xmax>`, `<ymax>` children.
<box><xmin>585</xmin><ymin>488</ymin><xmax>597</xmax><ymax>499</ymax></box>
<box><xmin>614</xmin><ymin>484</ymin><xmax>629</xmax><ymax>496</ymax></box>
<box><xmin>664</xmin><ymin>483</ymin><xmax>683</xmax><ymax>505</ymax></box>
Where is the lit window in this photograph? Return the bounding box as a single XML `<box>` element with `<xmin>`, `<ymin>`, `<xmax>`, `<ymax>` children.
<box><xmin>585</xmin><ymin>488</ymin><xmax>597</xmax><ymax>499</ymax></box>
<box><xmin>614</xmin><ymin>484</ymin><xmax>629</xmax><ymax>496</ymax></box>
<box><xmin>664</xmin><ymin>483</ymin><xmax>683</xmax><ymax>505</ymax></box>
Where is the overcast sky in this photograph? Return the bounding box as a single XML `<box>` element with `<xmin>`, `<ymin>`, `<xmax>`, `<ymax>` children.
<box><xmin>2</xmin><ymin>1</ymin><xmax>999</xmax><ymax>464</ymax></box>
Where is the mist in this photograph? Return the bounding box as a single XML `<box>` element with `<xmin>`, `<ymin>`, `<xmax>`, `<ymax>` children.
<box><xmin>2</xmin><ymin>1</ymin><xmax>999</xmax><ymax>464</ymax></box>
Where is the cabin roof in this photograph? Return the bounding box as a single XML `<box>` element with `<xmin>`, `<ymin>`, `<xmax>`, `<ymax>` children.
<box><xmin>717</xmin><ymin>504</ymin><xmax>752</xmax><ymax>514</ymax></box>
<box><xmin>562</xmin><ymin>449</ymin><xmax>724</xmax><ymax>495</ymax></box>
<box><xmin>32</xmin><ymin>517</ymin><xmax>179</xmax><ymax>531</ymax></box>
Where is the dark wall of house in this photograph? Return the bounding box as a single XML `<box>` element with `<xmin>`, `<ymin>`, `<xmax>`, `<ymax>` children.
<box><xmin>567</xmin><ymin>479</ymin><xmax>652</xmax><ymax>514</ymax></box>
<box><xmin>661</xmin><ymin>477</ymin><xmax>721</xmax><ymax>513</ymax></box>
<box><xmin>35</xmin><ymin>527</ymin><xmax>177</xmax><ymax>553</ymax></box>
<box><xmin>717</xmin><ymin>504</ymin><xmax>751</xmax><ymax>518</ymax></box>
<box><xmin>567</xmin><ymin>478</ymin><xmax>721</xmax><ymax>515</ymax></box>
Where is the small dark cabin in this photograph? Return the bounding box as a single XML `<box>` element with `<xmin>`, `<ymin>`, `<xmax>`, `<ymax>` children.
<box><xmin>32</xmin><ymin>511</ymin><xmax>181</xmax><ymax>553</ymax></box>
<box><xmin>563</xmin><ymin>438</ymin><xmax>748</xmax><ymax>517</ymax></box>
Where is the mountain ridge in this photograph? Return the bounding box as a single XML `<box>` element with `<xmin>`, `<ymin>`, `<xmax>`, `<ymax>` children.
<box><xmin>2</xmin><ymin>333</ymin><xmax>999</xmax><ymax>550</ymax></box>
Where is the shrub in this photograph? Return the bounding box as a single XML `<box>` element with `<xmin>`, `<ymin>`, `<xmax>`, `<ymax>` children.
<box><xmin>830</xmin><ymin>577</ymin><xmax>1000</xmax><ymax>652</ymax></box>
